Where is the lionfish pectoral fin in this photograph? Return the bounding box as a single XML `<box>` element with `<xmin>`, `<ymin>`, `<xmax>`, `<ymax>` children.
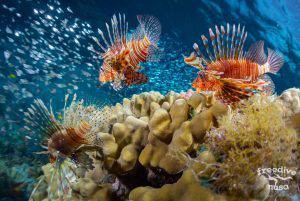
<box><xmin>25</xmin><ymin>99</ymin><xmax>61</xmax><ymax>138</ymax></box>
<box><xmin>47</xmin><ymin>159</ymin><xmax>77</xmax><ymax>200</ymax></box>
<box><xmin>72</xmin><ymin>149</ymin><xmax>95</xmax><ymax>170</ymax></box>
<box><xmin>257</xmin><ymin>74</ymin><xmax>275</xmax><ymax>95</ymax></box>
<box><xmin>99</xmin><ymin>68</ymin><xmax>115</xmax><ymax>83</ymax></box>
<box><xmin>217</xmin><ymin>78</ymin><xmax>260</xmax><ymax>104</ymax></box>
<box><xmin>95</xmin><ymin>14</ymin><xmax>128</xmax><ymax>51</ymax></box>
<box><xmin>124</xmin><ymin>69</ymin><xmax>148</xmax><ymax>86</ymax></box>
<box><xmin>33</xmin><ymin>150</ymin><xmax>50</xmax><ymax>155</ymax></box>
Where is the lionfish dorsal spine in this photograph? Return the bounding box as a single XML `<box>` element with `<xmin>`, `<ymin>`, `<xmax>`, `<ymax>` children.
<box><xmin>112</xmin><ymin>14</ymin><xmax>124</xmax><ymax>46</ymax></box>
<box><xmin>233</xmin><ymin>24</ymin><xmax>241</xmax><ymax>59</ymax></box>
<box><xmin>215</xmin><ymin>26</ymin><xmax>223</xmax><ymax>58</ymax></box>
<box><xmin>193</xmin><ymin>42</ymin><xmax>206</xmax><ymax>65</ymax></box>
<box><xmin>111</xmin><ymin>17</ymin><xmax>117</xmax><ymax>44</ymax></box>
<box><xmin>106</xmin><ymin>22</ymin><xmax>114</xmax><ymax>46</ymax></box>
<box><xmin>226</xmin><ymin>23</ymin><xmax>230</xmax><ymax>59</ymax></box>
<box><xmin>118</xmin><ymin>13</ymin><xmax>123</xmax><ymax>40</ymax></box>
<box><xmin>220</xmin><ymin>25</ymin><xmax>226</xmax><ymax>58</ymax></box>
<box><xmin>95</xmin><ymin>14</ymin><xmax>128</xmax><ymax>52</ymax></box>
<box><xmin>93</xmin><ymin>36</ymin><xmax>107</xmax><ymax>52</ymax></box>
<box><xmin>236</xmin><ymin>25</ymin><xmax>244</xmax><ymax>59</ymax></box>
<box><xmin>237</xmin><ymin>26</ymin><xmax>245</xmax><ymax>59</ymax></box>
<box><xmin>209</xmin><ymin>28</ymin><xmax>219</xmax><ymax>60</ymax></box>
<box><xmin>239</xmin><ymin>31</ymin><xmax>248</xmax><ymax>59</ymax></box>
<box><xmin>98</xmin><ymin>28</ymin><xmax>110</xmax><ymax>49</ymax></box>
<box><xmin>201</xmin><ymin>35</ymin><xmax>214</xmax><ymax>61</ymax></box>
<box><xmin>195</xmin><ymin>23</ymin><xmax>249</xmax><ymax>63</ymax></box>
<box><xmin>193</xmin><ymin>42</ymin><xmax>200</xmax><ymax>55</ymax></box>
<box><xmin>122</xmin><ymin>13</ymin><xmax>126</xmax><ymax>37</ymax></box>
<box><xmin>230</xmin><ymin>24</ymin><xmax>236</xmax><ymax>59</ymax></box>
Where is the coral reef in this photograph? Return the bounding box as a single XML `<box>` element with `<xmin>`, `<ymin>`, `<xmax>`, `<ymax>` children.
<box><xmin>30</xmin><ymin>89</ymin><xmax>300</xmax><ymax>201</ymax></box>
<box><xmin>70</xmin><ymin>178</ymin><xmax>111</xmax><ymax>201</ymax></box>
<box><xmin>129</xmin><ymin>169</ymin><xmax>226</xmax><ymax>201</ymax></box>
<box><xmin>206</xmin><ymin>94</ymin><xmax>298</xmax><ymax>199</ymax></box>
<box><xmin>276</xmin><ymin>87</ymin><xmax>300</xmax><ymax>117</ymax></box>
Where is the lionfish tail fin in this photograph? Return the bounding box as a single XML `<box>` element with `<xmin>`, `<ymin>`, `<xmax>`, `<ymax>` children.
<box><xmin>136</xmin><ymin>15</ymin><xmax>161</xmax><ymax>45</ymax></box>
<box><xmin>265</xmin><ymin>48</ymin><xmax>284</xmax><ymax>74</ymax></box>
<box><xmin>217</xmin><ymin>78</ymin><xmax>265</xmax><ymax>104</ymax></box>
<box><xmin>197</xmin><ymin>23</ymin><xmax>248</xmax><ymax>62</ymax></box>
<box><xmin>24</xmin><ymin>99</ymin><xmax>61</xmax><ymax>138</ymax></box>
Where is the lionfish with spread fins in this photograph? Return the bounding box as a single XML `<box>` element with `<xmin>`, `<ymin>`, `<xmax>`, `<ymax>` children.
<box><xmin>184</xmin><ymin>23</ymin><xmax>284</xmax><ymax>104</ymax></box>
<box><xmin>25</xmin><ymin>94</ymin><xmax>111</xmax><ymax>200</ymax></box>
<box><xmin>93</xmin><ymin>14</ymin><xmax>161</xmax><ymax>90</ymax></box>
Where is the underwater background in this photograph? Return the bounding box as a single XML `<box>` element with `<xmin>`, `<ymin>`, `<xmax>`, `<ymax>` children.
<box><xmin>0</xmin><ymin>0</ymin><xmax>299</xmax><ymax>200</ymax></box>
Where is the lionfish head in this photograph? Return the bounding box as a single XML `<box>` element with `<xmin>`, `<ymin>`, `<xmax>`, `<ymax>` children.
<box><xmin>192</xmin><ymin>72</ymin><xmax>219</xmax><ymax>92</ymax></box>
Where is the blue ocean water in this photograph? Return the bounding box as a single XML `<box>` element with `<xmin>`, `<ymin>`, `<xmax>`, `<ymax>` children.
<box><xmin>0</xmin><ymin>0</ymin><xmax>299</xmax><ymax>200</ymax></box>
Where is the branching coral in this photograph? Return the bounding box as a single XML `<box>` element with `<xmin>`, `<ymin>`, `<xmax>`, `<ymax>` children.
<box><xmin>205</xmin><ymin>94</ymin><xmax>298</xmax><ymax>199</ymax></box>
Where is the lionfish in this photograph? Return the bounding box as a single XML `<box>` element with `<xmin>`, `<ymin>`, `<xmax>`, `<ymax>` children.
<box><xmin>25</xmin><ymin>94</ymin><xmax>111</xmax><ymax>200</ymax></box>
<box><xmin>184</xmin><ymin>23</ymin><xmax>284</xmax><ymax>104</ymax></box>
<box><xmin>93</xmin><ymin>14</ymin><xmax>161</xmax><ymax>90</ymax></box>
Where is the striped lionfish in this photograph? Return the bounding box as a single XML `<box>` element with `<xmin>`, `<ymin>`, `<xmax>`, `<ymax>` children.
<box><xmin>184</xmin><ymin>23</ymin><xmax>284</xmax><ymax>104</ymax></box>
<box><xmin>93</xmin><ymin>14</ymin><xmax>161</xmax><ymax>90</ymax></box>
<box><xmin>25</xmin><ymin>94</ymin><xmax>111</xmax><ymax>200</ymax></box>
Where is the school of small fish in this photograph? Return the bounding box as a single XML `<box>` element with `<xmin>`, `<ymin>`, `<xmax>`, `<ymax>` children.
<box><xmin>0</xmin><ymin>1</ymin><xmax>285</xmax><ymax>152</ymax></box>
<box><xmin>0</xmin><ymin>0</ymin><xmax>112</xmax><ymax>137</ymax></box>
<box><xmin>0</xmin><ymin>0</ymin><xmax>190</xmax><ymax>138</ymax></box>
